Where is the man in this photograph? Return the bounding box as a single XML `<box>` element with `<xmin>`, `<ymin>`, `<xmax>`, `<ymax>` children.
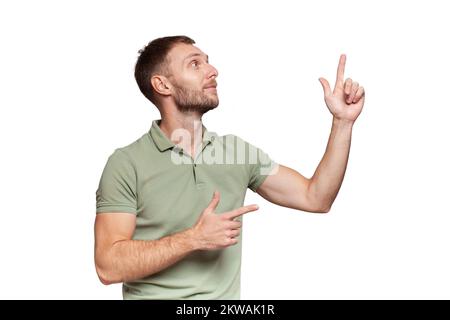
<box><xmin>94</xmin><ymin>35</ymin><xmax>365</xmax><ymax>299</ymax></box>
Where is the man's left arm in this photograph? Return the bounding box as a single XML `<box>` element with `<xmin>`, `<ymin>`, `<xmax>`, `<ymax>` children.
<box><xmin>256</xmin><ymin>54</ymin><xmax>365</xmax><ymax>213</ymax></box>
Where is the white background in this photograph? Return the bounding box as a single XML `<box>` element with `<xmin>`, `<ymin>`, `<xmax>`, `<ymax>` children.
<box><xmin>1</xmin><ymin>0</ymin><xmax>449</xmax><ymax>299</ymax></box>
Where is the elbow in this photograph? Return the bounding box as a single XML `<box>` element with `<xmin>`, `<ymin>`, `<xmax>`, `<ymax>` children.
<box><xmin>98</xmin><ymin>273</ymin><xmax>114</xmax><ymax>286</ymax></box>
<box><xmin>314</xmin><ymin>205</ymin><xmax>331</xmax><ymax>214</ymax></box>
<box><xmin>96</xmin><ymin>265</ymin><xmax>114</xmax><ymax>285</ymax></box>
<box><xmin>296</xmin><ymin>202</ymin><xmax>331</xmax><ymax>213</ymax></box>
<box><xmin>306</xmin><ymin>181</ymin><xmax>332</xmax><ymax>214</ymax></box>
<box><xmin>311</xmin><ymin>199</ymin><xmax>332</xmax><ymax>214</ymax></box>
<box><xmin>95</xmin><ymin>259</ymin><xmax>122</xmax><ymax>285</ymax></box>
<box><xmin>96</xmin><ymin>266</ymin><xmax>122</xmax><ymax>285</ymax></box>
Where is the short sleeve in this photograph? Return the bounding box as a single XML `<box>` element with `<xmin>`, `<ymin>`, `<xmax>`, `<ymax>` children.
<box><xmin>247</xmin><ymin>142</ymin><xmax>279</xmax><ymax>192</ymax></box>
<box><xmin>95</xmin><ymin>149</ymin><xmax>137</xmax><ymax>214</ymax></box>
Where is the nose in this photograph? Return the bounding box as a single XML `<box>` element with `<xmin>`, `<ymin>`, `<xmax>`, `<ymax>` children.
<box><xmin>207</xmin><ymin>63</ymin><xmax>219</xmax><ymax>79</ymax></box>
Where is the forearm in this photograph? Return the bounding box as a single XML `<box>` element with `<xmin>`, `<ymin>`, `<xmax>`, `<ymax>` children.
<box><xmin>98</xmin><ymin>228</ymin><xmax>198</xmax><ymax>284</ymax></box>
<box><xmin>309</xmin><ymin>117</ymin><xmax>354</xmax><ymax>211</ymax></box>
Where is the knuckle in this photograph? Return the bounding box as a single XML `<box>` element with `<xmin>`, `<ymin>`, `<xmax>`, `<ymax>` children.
<box><xmin>232</xmin><ymin>222</ymin><xmax>241</xmax><ymax>229</ymax></box>
<box><xmin>225</xmin><ymin>238</ymin><xmax>235</xmax><ymax>246</ymax></box>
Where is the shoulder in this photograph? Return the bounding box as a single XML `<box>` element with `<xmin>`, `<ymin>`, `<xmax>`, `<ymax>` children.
<box><xmin>108</xmin><ymin>133</ymin><xmax>150</xmax><ymax>165</ymax></box>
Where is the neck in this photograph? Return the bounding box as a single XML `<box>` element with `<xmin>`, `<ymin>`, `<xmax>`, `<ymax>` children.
<box><xmin>159</xmin><ymin>108</ymin><xmax>204</xmax><ymax>158</ymax></box>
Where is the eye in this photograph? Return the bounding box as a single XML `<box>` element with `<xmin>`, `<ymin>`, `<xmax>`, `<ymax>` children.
<box><xmin>191</xmin><ymin>60</ymin><xmax>199</xmax><ymax>68</ymax></box>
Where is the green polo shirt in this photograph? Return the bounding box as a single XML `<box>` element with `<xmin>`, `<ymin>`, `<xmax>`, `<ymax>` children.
<box><xmin>96</xmin><ymin>119</ymin><xmax>277</xmax><ymax>300</ymax></box>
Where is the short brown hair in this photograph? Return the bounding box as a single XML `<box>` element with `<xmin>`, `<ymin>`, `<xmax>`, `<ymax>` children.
<box><xmin>134</xmin><ymin>35</ymin><xmax>195</xmax><ymax>105</ymax></box>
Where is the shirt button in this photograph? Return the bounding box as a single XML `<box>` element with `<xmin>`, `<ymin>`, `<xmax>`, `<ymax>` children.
<box><xmin>211</xmin><ymin>136</ymin><xmax>215</xmax><ymax>141</ymax></box>
<box><xmin>178</xmin><ymin>149</ymin><xmax>183</xmax><ymax>156</ymax></box>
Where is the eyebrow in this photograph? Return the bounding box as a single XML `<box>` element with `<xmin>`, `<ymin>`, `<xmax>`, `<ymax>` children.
<box><xmin>183</xmin><ymin>52</ymin><xmax>209</xmax><ymax>63</ymax></box>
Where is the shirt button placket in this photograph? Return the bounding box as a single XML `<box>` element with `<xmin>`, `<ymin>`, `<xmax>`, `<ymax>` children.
<box><xmin>193</xmin><ymin>160</ymin><xmax>204</xmax><ymax>189</ymax></box>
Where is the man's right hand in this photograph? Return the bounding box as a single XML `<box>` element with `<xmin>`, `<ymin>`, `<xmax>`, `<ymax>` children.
<box><xmin>190</xmin><ymin>191</ymin><xmax>259</xmax><ymax>250</ymax></box>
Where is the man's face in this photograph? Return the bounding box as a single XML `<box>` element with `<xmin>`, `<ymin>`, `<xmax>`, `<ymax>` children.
<box><xmin>166</xmin><ymin>43</ymin><xmax>219</xmax><ymax>114</ymax></box>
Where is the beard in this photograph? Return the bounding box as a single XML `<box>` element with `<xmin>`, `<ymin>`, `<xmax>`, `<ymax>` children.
<box><xmin>171</xmin><ymin>83</ymin><xmax>219</xmax><ymax>114</ymax></box>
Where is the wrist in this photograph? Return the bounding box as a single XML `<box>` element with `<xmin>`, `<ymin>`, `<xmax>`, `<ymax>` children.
<box><xmin>184</xmin><ymin>227</ymin><xmax>201</xmax><ymax>251</ymax></box>
<box><xmin>332</xmin><ymin>117</ymin><xmax>355</xmax><ymax>129</ymax></box>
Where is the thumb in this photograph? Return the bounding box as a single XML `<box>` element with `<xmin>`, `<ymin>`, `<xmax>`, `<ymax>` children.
<box><xmin>319</xmin><ymin>77</ymin><xmax>331</xmax><ymax>97</ymax></box>
<box><xmin>204</xmin><ymin>190</ymin><xmax>220</xmax><ymax>214</ymax></box>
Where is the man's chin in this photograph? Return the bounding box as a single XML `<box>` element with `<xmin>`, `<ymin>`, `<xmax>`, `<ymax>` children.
<box><xmin>198</xmin><ymin>103</ymin><xmax>219</xmax><ymax>114</ymax></box>
<box><xmin>198</xmin><ymin>97</ymin><xmax>220</xmax><ymax>113</ymax></box>
<box><xmin>176</xmin><ymin>102</ymin><xmax>218</xmax><ymax>114</ymax></box>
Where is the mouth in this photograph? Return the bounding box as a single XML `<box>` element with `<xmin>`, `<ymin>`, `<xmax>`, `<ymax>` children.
<box><xmin>204</xmin><ymin>85</ymin><xmax>217</xmax><ymax>93</ymax></box>
<box><xmin>204</xmin><ymin>82</ymin><xmax>217</xmax><ymax>89</ymax></box>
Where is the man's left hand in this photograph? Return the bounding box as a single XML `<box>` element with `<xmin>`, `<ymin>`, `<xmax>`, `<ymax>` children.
<box><xmin>318</xmin><ymin>54</ymin><xmax>365</xmax><ymax>122</ymax></box>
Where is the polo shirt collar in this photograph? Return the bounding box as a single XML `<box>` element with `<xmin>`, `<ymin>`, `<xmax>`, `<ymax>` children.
<box><xmin>149</xmin><ymin>119</ymin><xmax>216</xmax><ymax>152</ymax></box>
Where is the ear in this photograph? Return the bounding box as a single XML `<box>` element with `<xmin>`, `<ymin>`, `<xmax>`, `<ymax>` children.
<box><xmin>151</xmin><ymin>75</ymin><xmax>172</xmax><ymax>96</ymax></box>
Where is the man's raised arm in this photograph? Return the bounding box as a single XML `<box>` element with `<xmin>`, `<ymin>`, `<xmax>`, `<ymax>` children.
<box><xmin>256</xmin><ymin>54</ymin><xmax>365</xmax><ymax>213</ymax></box>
